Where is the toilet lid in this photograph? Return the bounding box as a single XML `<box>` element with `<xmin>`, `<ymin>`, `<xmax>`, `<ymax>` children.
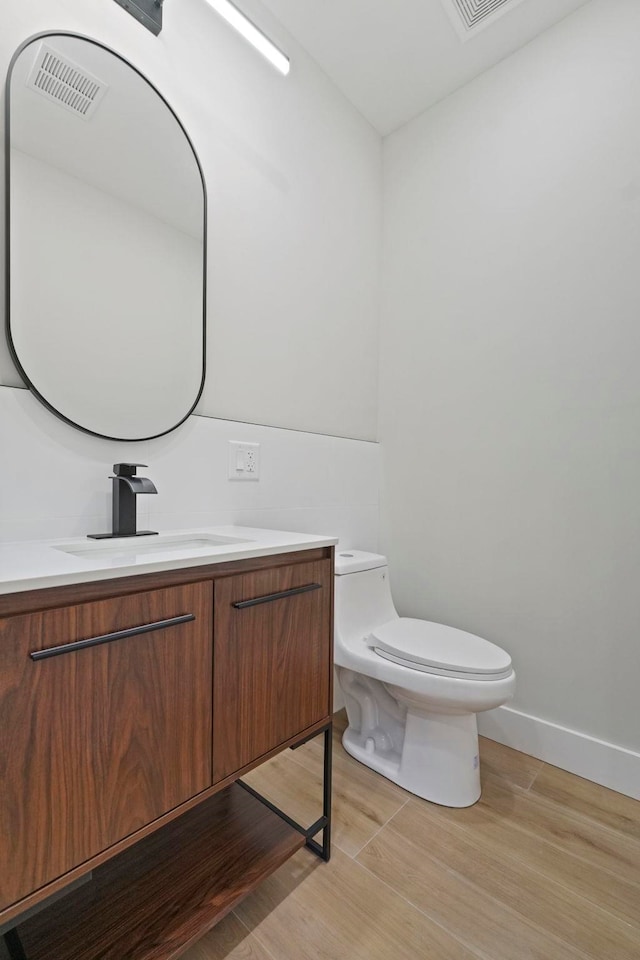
<box><xmin>370</xmin><ymin>618</ymin><xmax>513</xmax><ymax>681</ymax></box>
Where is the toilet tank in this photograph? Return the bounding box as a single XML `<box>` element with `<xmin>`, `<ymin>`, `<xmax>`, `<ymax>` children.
<box><xmin>334</xmin><ymin>551</ymin><xmax>398</xmax><ymax>646</ymax></box>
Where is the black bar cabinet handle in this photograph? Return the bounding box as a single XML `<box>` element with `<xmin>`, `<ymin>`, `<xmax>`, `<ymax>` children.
<box><xmin>232</xmin><ymin>582</ymin><xmax>321</xmax><ymax>609</ymax></box>
<box><xmin>30</xmin><ymin>614</ymin><xmax>196</xmax><ymax>661</ymax></box>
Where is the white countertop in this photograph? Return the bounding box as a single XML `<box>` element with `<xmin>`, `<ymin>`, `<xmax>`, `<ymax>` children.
<box><xmin>0</xmin><ymin>526</ymin><xmax>338</xmax><ymax>595</ymax></box>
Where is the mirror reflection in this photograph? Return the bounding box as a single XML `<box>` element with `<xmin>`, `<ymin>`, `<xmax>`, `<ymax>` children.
<box><xmin>7</xmin><ymin>33</ymin><xmax>206</xmax><ymax>440</ymax></box>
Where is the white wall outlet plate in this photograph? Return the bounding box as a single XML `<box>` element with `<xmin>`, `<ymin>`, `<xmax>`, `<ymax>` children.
<box><xmin>228</xmin><ymin>441</ymin><xmax>260</xmax><ymax>481</ymax></box>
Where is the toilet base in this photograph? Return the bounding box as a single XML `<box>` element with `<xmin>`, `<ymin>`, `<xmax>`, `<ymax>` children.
<box><xmin>342</xmin><ymin>707</ymin><xmax>481</xmax><ymax>808</ymax></box>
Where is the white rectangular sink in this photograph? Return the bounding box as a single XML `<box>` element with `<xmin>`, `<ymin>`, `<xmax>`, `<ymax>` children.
<box><xmin>56</xmin><ymin>532</ymin><xmax>252</xmax><ymax>561</ymax></box>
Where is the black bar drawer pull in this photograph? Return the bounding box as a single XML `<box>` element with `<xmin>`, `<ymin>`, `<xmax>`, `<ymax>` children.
<box><xmin>232</xmin><ymin>583</ymin><xmax>321</xmax><ymax>609</ymax></box>
<box><xmin>30</xmin><ymin>614</ymin><xmax>196</xmax><ymax>661</ymax></box>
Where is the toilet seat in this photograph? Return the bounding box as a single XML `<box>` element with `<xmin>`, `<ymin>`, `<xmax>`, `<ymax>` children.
<box><xmin>370</xmin><ymin>618</ymin><xmax>513</xmax><ymax>681</ymax></box>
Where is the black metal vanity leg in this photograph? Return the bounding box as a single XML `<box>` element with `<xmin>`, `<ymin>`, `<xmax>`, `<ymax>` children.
<box><xmin>304</xmin><ymin>722</ymin><xmax>332</xmax><ymax>863</ymax></box>
<box><xmin>3</xmin><ymin>929</ymin><xmax>28</xmax><ymax>960</ymax></box>
<box><xmin>238</xmin><ymin>720</ymin><xmax>333</xmax><ymax>863</ymax></box>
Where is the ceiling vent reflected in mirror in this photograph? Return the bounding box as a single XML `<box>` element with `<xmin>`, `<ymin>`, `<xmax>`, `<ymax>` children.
<box><xmin>447</xmin><ymin>0</ymin><xmax>525</xmax><ymax>37</ymax></box>
<box><xmin>26</xmin><ymin>43</ymin><xmax>108</xmax><ymax>119</ymax></box>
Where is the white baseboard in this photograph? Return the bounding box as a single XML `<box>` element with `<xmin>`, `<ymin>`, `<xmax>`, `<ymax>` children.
<box><xmin>477</xmin><ymin>705</ymin><xmax>640</xmax><ymax>800</ymax></box>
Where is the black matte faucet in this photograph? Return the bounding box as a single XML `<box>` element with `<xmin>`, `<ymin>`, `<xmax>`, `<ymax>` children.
<box><xmin>88</xmin><ymin>463</ymin><xmax>158</xmax><ymax>540</ymax></box>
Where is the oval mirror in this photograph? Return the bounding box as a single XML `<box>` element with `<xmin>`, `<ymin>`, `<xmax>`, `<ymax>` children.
<box><xmin>6</xmin><ymin>33</ymin><xmax>206</xmax><ymax>441</ymax></box>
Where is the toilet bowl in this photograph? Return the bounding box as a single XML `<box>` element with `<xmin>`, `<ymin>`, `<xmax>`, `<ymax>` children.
<box><xmin>334</xmin><ymin>550</ymin><xmax>516</xmax><ymax>807</ymax></box>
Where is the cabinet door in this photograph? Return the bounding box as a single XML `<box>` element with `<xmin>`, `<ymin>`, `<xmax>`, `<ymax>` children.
<box><xmin>213</xmin><ymin>559</ymin><xmax>332</xmax><ymax>782</ymax></box>
<box><xmin>0</xmin><ymin>581</ymin><xmax>212</xmax><ymax>911</ymax></box>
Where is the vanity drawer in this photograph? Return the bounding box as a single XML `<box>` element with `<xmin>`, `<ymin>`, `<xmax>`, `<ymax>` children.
<box><xmin>0</xmin><ymin>581</ymin><xmax>213</xmax><ymax>911</ymax></box>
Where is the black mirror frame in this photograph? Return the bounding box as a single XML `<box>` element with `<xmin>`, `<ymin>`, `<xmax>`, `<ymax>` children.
<box><xmin>5</xmin><ymin>31</ymin><xmax>207</xmax><ymax>443</ymax></box>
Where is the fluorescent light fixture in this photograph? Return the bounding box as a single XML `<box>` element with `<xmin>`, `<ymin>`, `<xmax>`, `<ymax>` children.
<box><xmin>205</xmin><ymin>0</ymin><xmax>290</xmax><ymax>75</ymax></box>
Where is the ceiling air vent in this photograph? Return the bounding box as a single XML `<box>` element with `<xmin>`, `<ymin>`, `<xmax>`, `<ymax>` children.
<box><xmin>26</xmin><ymin>43</ymin><xmax>108</xmax><ymax>119</ymax></box>
<box><xmin>447</xmin><ymin>0</ymin><xmax>525</xmax><ymax>36</ymax></box>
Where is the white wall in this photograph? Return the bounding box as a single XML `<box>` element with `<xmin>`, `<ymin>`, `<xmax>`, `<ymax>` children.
<box><xmin>380</xmin><ymin>0</ymin><xmax>640</xmax><ymax>794</ymax></box>
<box><xmin>0</xmin><ymin>0</ymin><xmax>380</xmax><ymax>441</ymax></box>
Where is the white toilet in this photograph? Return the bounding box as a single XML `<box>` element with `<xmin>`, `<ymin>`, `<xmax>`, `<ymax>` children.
<box><xmin>334</xmin><ymin>550</ymin><xmax>516</xmax><ymax>807</ymax></box>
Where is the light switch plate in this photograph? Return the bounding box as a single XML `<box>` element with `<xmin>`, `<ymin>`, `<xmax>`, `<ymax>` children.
<box><xmin>228</xmin><ymin>441</ymin><xmax>260</xmax><ymax>481</ymax></box>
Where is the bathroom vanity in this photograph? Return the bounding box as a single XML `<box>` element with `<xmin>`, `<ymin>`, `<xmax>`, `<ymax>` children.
<box><xmin>0</xmin><ymin>528</ymin><xmax>335</xmax><ymax>960</ymax></box>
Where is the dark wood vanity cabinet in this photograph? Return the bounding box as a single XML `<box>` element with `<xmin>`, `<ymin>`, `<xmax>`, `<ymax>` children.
<box><xmin>0</xmin><ymin>547</ymin><xmax>333</xmax><ymax>959</ymax></box>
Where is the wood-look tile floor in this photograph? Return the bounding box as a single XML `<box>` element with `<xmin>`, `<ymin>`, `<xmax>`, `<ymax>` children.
<box><xmin>4</xmin><ymin>712</ymin><xmax>638</xmax><ymax>960</ymax></box>
<box><xmin>182</xmin><ymin>711</ymin><xmax>640</xmax><ymax>960</ymax></box>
